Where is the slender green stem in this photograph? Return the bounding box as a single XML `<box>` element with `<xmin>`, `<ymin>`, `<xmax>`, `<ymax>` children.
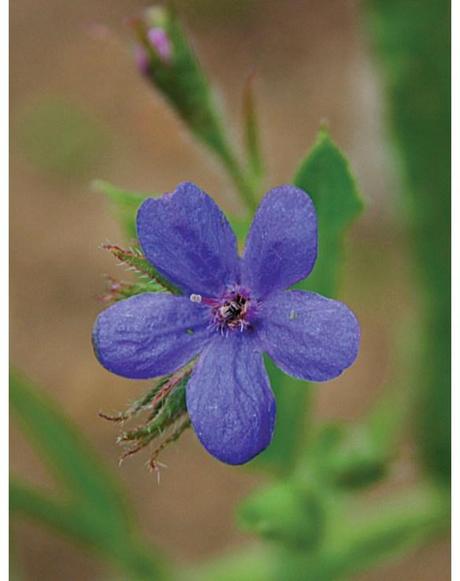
<box><xmin>216</xmin><ymin>142</ymin><xmax>259</xmax><ymax>212</ymax></box>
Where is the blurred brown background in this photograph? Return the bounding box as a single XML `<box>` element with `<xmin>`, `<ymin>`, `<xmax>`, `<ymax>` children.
<box><xmin>10</xmin><ymin>0</ymin><xmax>449</xmax><ymax>579</ymax></box>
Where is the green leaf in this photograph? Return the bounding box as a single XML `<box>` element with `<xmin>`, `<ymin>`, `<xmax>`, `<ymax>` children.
<box><xmin>10</xmin><ymin>371</ymin><xmax>166</xmax><ymax>580</ymax></box>
<box><xmin>294</xmin><ymin>129</ymin><xmax>363</xmax><ymax>297</ymax></box>
<box><xmin>228</xmin><ymin>214</ymin><xmax>251</xmax><ymax>245</ymax></box>
<box><xmin>257</xmin><ymin>130</ymin><xmax>362</xmax><ymax>475</ymax></box>
<box><xmin>93</xmin><ymin>179</ymin><xmax>147</xmax><ymax>240</ymax></box>
<box><xmin>365</xmin><ymin>0</ymin><xmax>450</xmax><ymax>482</ymax></box>
<box><xmin>254</xmin><ymin>358</ymin><xmax>311</xmax><ymax>474</ymax></box>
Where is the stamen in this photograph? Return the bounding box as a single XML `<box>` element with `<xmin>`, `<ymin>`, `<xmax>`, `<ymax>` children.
<box><xmin>208</xmin><ymin>286</ymin><xmax>256</xmax><ymax>333</ymax></box>
<box><xmin>190</xmin><ymin>293</ymin><xmax>202</xmax><ymax>303</ymax></box>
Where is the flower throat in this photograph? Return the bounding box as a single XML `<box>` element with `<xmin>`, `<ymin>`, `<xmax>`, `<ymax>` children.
<box><xmin>190</xmin><ymin>287</ymin><xmax>254</xmax><ymax>333</ymax></box>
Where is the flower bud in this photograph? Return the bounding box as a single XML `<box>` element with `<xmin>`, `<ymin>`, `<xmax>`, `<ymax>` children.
<box><xmin>146</xmin><ymin>27</ymin><xmax>172</xmax><ymax>63</ymax></box>
<box><xmin>131</xmin><ymin>6</ymin><xmax>237</xmax><ymax>170</ymax></box>
<box><xmin>238</xmin><ymin>482</ymin><xmax>324</xmax><ymax>550</ymax></box>
<box><xmin>134</xmin><ymin>45</ymin><xmax>149</xmax><ymax>75</ymax></box>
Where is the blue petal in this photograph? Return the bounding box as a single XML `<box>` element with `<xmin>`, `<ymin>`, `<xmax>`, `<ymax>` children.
<box><xmin>92</xmin><ymin>293</ymin><xmax>210</xmax><ymax>379</ymax></box>
<box><xmin>186</xmin><ymin>334</ymin><xmax>276</xmax><ymax>465</ymax></box>
<box><xmin>257</xmin><ymin>290</ymin><xmax>360</xmax><ymax>382</ymax></box>
<box><xmin>241</xmin><ymin>185</ymin><xmax>318</xmax><ymax>298</ymax></box>
<box><xmin>137</xmin><ymin>182</ymin><xmax>240</xmax><ymax>296</ymax></box>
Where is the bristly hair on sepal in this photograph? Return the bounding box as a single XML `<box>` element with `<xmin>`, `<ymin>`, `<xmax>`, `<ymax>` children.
<box><xmin>102</xmin><ymin>242</ymin><xmax>180</xmax><ymax>295</ymax></box>
<box><xmin>99</xmin><ymin>365</ymin><xmax>193</xmax><ymax>478</ymax></box>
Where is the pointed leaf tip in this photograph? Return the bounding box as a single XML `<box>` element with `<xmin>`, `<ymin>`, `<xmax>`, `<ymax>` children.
<box><xmin>93</xmin><ymin>179</ymin><xmax>148</xmax><ymax>240</ymax></box>
<box><xmin>294</xmin><ymin>129</ymin><xmax>363</xmax><ymax>297</ymax></box>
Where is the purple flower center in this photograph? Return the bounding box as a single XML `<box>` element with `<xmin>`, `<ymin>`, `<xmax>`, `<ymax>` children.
<box><xmin>191</xmin><ymin>286</ymin><xmax>256</xmax><ymax>333</ymax></box>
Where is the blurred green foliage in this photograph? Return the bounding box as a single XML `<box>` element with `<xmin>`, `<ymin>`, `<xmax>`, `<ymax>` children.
<box><xmin>365</xmin><ymin>0</ymin><xmax>451</xmax><ymax>482</ymax></box>
<box><xmin>10</xmin><ymin>371</ymin><xmax>166</xmax><ymax>580</ymax></box>
<box><xmin>265</xmin><ymin>484</ymin><xmax>448</xmax><ymax>581</ymax></box>
<box><xmin>16</xmin><ymin>97</ymin><xmax>110</xmax><ymax>180</ymax></box>
<box><xmin>298</xmin><ymin>380</ymin><xmax>411</xmax><ymax>492</ymax></box>
<box><xmin>239</xmin><ymin>482</ymin><xmax>324</xmax><ymax>550</ymax></box>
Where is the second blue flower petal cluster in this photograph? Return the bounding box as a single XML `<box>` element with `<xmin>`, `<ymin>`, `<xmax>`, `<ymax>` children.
<box><xmin>93</xmin><ymin>182</ymin><xmax>360</xmax><ymax>465</ymax></box>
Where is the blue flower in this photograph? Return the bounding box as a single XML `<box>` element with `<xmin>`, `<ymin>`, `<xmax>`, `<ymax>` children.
<box><xmin>93</xmin><ymin>182</ymin><xmax>360</xmax><ymax>465</ymax></box>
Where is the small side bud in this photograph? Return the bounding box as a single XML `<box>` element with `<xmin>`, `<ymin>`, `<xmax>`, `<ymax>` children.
<box><xmin>238</xmin><ymin>483</ymin><xmax>324</xmax><ymax>551</ymax></box>
<box><xmin>129</xmin><ymin>6</ymin><xmax>237</xmax><ymax>168</ymax></box>
<box><xmin>134</xmin><ymin>45</ymin><xmax>149</xmax><ymax>75</ymax></box>
<box><xmin>147</xmin><ymin>27</ymin><xmax>172</xmax><ymax>63</ymax></box>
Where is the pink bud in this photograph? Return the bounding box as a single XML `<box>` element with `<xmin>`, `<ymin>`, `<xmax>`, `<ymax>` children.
<box><xmin>147</xmin><ymin>27</ymin><xmax>172</xmax><ymax>63</ymax></box>
<box><xmin>134</xmin><ymin>45</ymin><xmax>149</xmax><ymax>75</ymax></box>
